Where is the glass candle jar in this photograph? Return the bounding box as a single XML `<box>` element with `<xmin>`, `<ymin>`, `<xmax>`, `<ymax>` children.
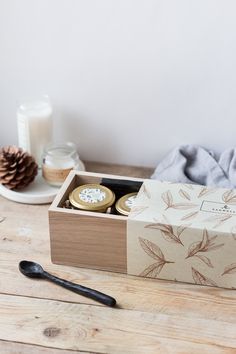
<box><xmin>42</xmin><ymin>142</ymin><xmax>84</xmax><ymax>186</ymax></box>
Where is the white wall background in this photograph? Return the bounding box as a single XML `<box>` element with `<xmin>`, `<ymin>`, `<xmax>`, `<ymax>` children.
<box><xmin>0</xmin><ymin>0</ymin><xmax>236</xmax><ymax>167</ymax></box>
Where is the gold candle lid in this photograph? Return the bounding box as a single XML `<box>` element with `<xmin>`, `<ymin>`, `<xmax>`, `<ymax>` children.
<box><xmin>115</xmin><ymin>192</ymin><xmax>137</xmax><ymax>216</ymax></box>
<box><xmin>69</xmin><ymin>184</ymin><xmax>115</xmax><ymax>212</ymax></box>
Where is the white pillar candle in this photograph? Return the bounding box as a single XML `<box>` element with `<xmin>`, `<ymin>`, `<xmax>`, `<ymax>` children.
<box><xmin>17</xmin><ymin>96</ymin><xmax>53</xmax><ymax>165</ymax></box>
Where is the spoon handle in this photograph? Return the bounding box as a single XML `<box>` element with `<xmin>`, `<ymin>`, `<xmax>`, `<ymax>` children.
<box><xmin>43</xmin><ymin>271</ymin><xmax>116</xmax><ymax>307</ymax></box>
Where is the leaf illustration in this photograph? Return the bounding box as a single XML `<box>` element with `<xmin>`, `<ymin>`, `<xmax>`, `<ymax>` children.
<box><xmin>198</xmin><ymin>187</ymin><xmax>216</xmax><ymax>198</ymax></box>
<box><xmin>179</xmin><ymin>189</ymin><xmax>191</xmax><ymax>201</ymax></box>
<box><xmin>141</xmin><ymin>184</ymin><xmax>151</xmax><ymax>199</ymax></box>
<box><xmin>183</xmin><ymin>183</ymin><xmax>194</xmax><ymax>190</ymax></box>
<box><xmin>207</xmin><ymin>234</ymin><xmax>218</xmax><ymax>242</ymax></box>
<box><xmin>186</xmin><ymin>241</ymin><xmax>202</xmax><ymax>258</ymax></box>
<box><xmin>138</xmin><ymin>237</ymin><xmax>174</xmax><ymax>277</ymax></box>
<box><xmin>139</xmin><ymin>262</ymin><xmax>165</xmax><ymax>277</ymax></box>
<box><xmin>222</xmin><ymin>263</ymin><xmax>236</xmax><ymax>276</ymax></box>
<box><xmin>186</xmin><ymin>229</ymin><xmax>224</xmax><ymax>259</ymax></box>
<box><xmin>213</xmin><ymin>215</ymin><xmax>232</xmax><ymax>229</ymax></box>
<box><xmin>145</xmin><ymin>222</ymin><xmax>184</xmax><ymax>245</ymax></box>
<box><xmin>195</xmin><ymin>255</ymin><xmax>213</xmax><ymax>268</ymax></box>
<box><xmin>129</xmin><ymin>206</ymin><xmax>148</xmax><ymax>218</ymax></box>
<box><xmin>207</xmin><ymin>243</ymin><xmax>224</xmax><ymax>251</ymax></box>
<box><xmin>181</xmin><ymin>211</ymin><xmax>199</xmax><ymax>221</ymax></box>
<box><xmin>192</xmin><ymin>267</ymin><xmax>216</xmax><ymax>286</ymax></box>
<box><xmin>203</xmin><ymin>214</ymin><xmax>232</xmax><ymax>228</ymax></box>
<box><xmin>222</xmin><ymin>190</ymin><xmax>233</xmax><ymax>202</ymax></box>
<box><xmin>161</xmin><ymin>232</ymin><xmax>183</xmax><ymax>244</ymax></box>
<box><xmin>200</xmin><ymin>229</ymin><xmax>209</xmax><ymax>249</ymax></box>
<box><xmin>161</xmin><ymin>190</ymin><xmax>173</xmax><ymax>209</ymax></box>
<box><xmin>145</xmin><ymin>222</ymin><xmax>173</xmax><ymax>234</ymax></box>
<box><xmin>222</xmin><ymin>190</ymin><xmax>236</xmax><ymax>204</ymax></box>
<box><xmin>170</xmin><ymin>203</ymin><xmax>198</xmax><ymax>210</ymax></box>
<box><xmin>139</xmin><ymin>237</ymin><xmax>165</xmax><ymax>261</ymax></box>
<box><xmin>0</xmin><ymin>217</ymin><xmax>5</xmax><ymax>223</ymax></box>
<box><xmin>176</xmin><ymin>224</ymin><xmax>190</xmax><ymax>237</ymax></box>
<box><xmin>204</xmin><ymin>215</ymin><xmax>223</xmax><ymax>222</ymax></box>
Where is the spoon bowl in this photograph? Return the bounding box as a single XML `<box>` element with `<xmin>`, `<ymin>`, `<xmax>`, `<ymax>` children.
<box><xmin>19</xmin><ymin>260</ymin><xmax>44</xmax><ymax>278</ymax></box>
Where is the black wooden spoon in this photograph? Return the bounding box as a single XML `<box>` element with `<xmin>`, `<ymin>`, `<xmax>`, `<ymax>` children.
<box><xmin>19</xmin><ymin>260</ymin><xmax>116</xmax><ymax>307</ymax></box>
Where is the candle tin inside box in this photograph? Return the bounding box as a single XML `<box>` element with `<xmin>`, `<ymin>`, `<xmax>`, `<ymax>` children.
<box><xmin>69</xmin><ymin>183</ymin><xmax>115</xmax><ymax>212</ymax></box>
<box><xmin>115</xmin><ymin>192</ymin><xmax>137</xmax><ymax>216</ymax></box>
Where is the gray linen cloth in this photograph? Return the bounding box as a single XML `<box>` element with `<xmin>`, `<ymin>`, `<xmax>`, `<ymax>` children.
<box><xmin>151</xmin><ymin>145</ymin><xmax>236</xmax><ymax>188</ymax></box>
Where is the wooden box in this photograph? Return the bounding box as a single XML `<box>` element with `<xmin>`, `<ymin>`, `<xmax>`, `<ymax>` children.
<box><xmin>49</xmin><ymin>171</ymin><xmax>144</xmax><ymax>273</ymax></box>
<box><xmin>49</xmin><ymin>171</ymin><xmax>236</xmax><ymax>288</ymax></box>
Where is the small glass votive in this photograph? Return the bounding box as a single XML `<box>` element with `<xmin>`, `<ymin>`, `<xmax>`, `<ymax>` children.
<box><xmin>42</xmin><ymin>142</ymin><xmax>84</xmax><ymax>187</ymax></box>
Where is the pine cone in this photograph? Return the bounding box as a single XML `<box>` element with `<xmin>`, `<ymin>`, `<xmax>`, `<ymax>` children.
<box><xmin>0</xmin><ymin>146</ymin><xmax>38</xmax><ymax>190</ymax></box>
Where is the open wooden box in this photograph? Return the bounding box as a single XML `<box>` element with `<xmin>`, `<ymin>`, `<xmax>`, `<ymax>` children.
<box><xmin>49</xmin><ymin>171</ymin><xmax>236</xmax><ymax>288</ymax></box>
<box><xmin>49</xmin><ymin>171</ymin><xmax>144</xmax><ymax>273</ymax></box>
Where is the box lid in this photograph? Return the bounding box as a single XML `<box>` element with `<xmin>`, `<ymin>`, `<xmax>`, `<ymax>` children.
<box><xmin>129</xmin><ymin>180</ymin><xmax>236</xmax><ymax>233</ymax></box>
<box><xmin>127</xmin><ymin>180</ymin><xmax>236</xmax><ymax>288</ymax></box>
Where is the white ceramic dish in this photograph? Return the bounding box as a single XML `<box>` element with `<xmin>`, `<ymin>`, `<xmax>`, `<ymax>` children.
<box><xmin>0</xmin><ymin>174</ymin><xmax>60</xmax><ymax>204</ymax></box>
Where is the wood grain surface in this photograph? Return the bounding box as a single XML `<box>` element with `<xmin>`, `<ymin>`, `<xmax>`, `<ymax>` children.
<box><xmin>0</xmin><ymin>162</ymin><xmax>236</xmax><ymax>353</ymax></box>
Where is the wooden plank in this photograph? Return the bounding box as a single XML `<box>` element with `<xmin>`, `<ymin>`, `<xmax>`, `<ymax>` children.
<box><xmin>0</xmin><ymin>340</ymin><xmax>93</xmax><ymax>353</ymax></box>
<box><xmin>0</xmin><ymin>161</ymin><xmax>235</xmax><ymax>353</ymax></box>
<box><xmin>0</xmin><ymin>251</ymin><xmax>236</xmax><ymax>322</ymax></box>
<box><xmin>84</xmin><ymin>161</ymin><xmax>154</xmax><ymax>179</ymax></box>
<box><xmin>1</xmin><ymin>197</ymin><xmax>236</xmax><ymax>321</ymax></box>
<box><xmin>0</xmin><ymin>294</ymin><xmax>235</xmax><ymax>354</ymax></box>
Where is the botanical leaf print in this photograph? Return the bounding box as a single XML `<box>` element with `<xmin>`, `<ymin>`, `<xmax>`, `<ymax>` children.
<box><xmin>198</xmin><ymin>187</ymin><xmax>216</xmax><ymax>198</ymax></box>
<box><xmin>161</xmin><ymin>190</ymin><xmax>173</xmax><ymax>209</ymax></box>
<box><xmin>222</xmin><ymin>263</ymin><xmax>236</xmax><ymax>276</ymax></box>
<box><xmin>176</xmin><ymin>224</ymin><xmax>191</xmax><ymax>237</ymax></box>
<box><xmin>170</xmin><ymin>202</ymin><xmax>198</xmax><ymax>210</ymax></box>
<box><xmin>139</xmin><ymin>262</ymin><xmax>165</xmax><ymax>277</ymax></box>
<box><xmin>181</xmin><ymin>211</ymin><xmax>199</xmax><ymax>221</ymax></box>
<box><xmin>179</xmin><ymin>189</ymin><xmax>191</xmax><ymax>201</ymax></box>
<box><xmin>194</xmin><ymin>255</ymin><xmax>213</xmax><ymax>268</ymax></box>
<box><xmin>182</xmin><ymin>183</ymin><xmax>194</xmax><ymax>190</ymax></box>
<box><xmin>144</xmin><ymin>222</ymin><xmax>185</xmax><ymax>245</ymax></box>
<box><xmin>222</xmin><ymin>190</ymin><xmax>236</xmax><ymax>204</ymax></box>
<box><xmin>145</xmin><ymin>222</ymin><xmax>172</xmax><ymax>233</ymax></box>
<box><xmin>0</xmin><ymin>217</ymin><xmax>5</xmax><ymax>223</ymax></box>
<box><xmin>162</xmin><ymin>189</ymin><xmax>197</xmax><ymax>210</ymax></box>
<box><xmin>203</xmin><ymin>214</ymin><xmax>232</xmax><ymax>228</ymax></box>
<box><xmin>214</xmin><ymin>215</ymin><xmax>232</xmax><ymax>228</ymax></box>
<box><xmin>139</xmin><ymin>237</ymin><xmax>174</xmax><ymax>278</ymax></box>
<box><xmin>187</xmin><ymin>241</ymin><xmax>202</xmax><ymax>258</ymax></box>
<box><xmin>129</xmin><ymin>206</ymin><xmax>148</xmax><ymax>218</ymax></box>
<box><xmin>140</xmin><ymin>184</ymin><xmax>151</xmax><ymax>199</ymax></box>
<box><xmin>192</xmin><ymin>267</ymin><xmax>216</xmax><ymax>286</ymax></box>
<box><xmin>139</xmin><ymin>237</ymin><xmax>165</xmax><ymax>260</ymax></box>
<box><xmin>186</xmin><ymin>229</ymin><xmax>224</xmax><ymax>267</ymax></box>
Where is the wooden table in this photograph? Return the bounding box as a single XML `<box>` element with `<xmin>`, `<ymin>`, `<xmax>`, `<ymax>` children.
<box><xmin>0</xmin><ymin>162</ymin><xmax>236</xmax><ymax>354</ymax></box>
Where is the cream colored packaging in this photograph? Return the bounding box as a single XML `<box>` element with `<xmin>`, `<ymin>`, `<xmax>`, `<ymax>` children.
<box><xmin>127</xmin><ymin>180</ymin><xmax>236</xmax><ymax>289</ymax></box>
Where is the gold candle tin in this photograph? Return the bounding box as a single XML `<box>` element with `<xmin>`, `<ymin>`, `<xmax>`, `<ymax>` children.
<box><xmin>115</xmin><ymin>192</ymin><xmax>137</xmax><ymax>216</ymax></box>
<box><xmin>69</xmin><ymin>184</ymin><xmax>115</xmax><ymax>212</ymax></box>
